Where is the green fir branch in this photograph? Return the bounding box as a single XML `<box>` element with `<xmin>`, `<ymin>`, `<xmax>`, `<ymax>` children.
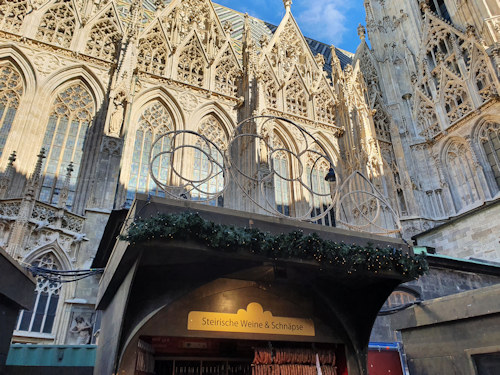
<box><xmin>120</xmin><ymin>212</ymin><xmax>428</xmax><ymax>279</ymax></box>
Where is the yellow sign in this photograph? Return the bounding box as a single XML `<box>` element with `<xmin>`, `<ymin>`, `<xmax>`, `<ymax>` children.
<box><xmin>188</xmin><ymin>302</ymin><xmax>315</xmax><ymax>337</ymax></box>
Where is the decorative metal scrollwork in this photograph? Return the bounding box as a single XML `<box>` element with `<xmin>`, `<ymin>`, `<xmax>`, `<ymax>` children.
<box><xmin>226</xmin><ymin>115</ymin><xmax>339</xmax><ymax>222</ymax></box>
<box><xmin>335</xmin><ymin>171</ymin><xmax>402</xmax><ymax>235</ymax></box>
<box><xmin>149</xmin><ymin>115</ymin><xmax>402</xmax><ymax>236</ymax></box>
<box><xmin>149</xmin><ymin>130</ymin><xmax>227</xmax><ymax>203</ymax></box>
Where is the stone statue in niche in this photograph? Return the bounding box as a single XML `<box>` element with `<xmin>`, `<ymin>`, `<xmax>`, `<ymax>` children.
<box><xmin>69</xmin><ymin>316</ymin><xmax>93</xmax><ymax>345</ymax></box>
<box><xmin>108</xmin><ymin>91</ymin><xmax>127</xmax><ymax>137</ymax></box>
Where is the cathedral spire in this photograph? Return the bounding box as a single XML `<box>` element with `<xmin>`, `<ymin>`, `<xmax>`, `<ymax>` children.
<box><xmin>127</xmin><ymin>0</ymin><xmax>144</xmax><ymax>40</ymax></box>
<box><xmin>58</xmin><ymin>162</ymin><xmax>74</xmax><ymax>209</ymax></box>
<box><xmin>283</xmin><ymin>0</ymin><xmax>292</xmax><ymax>12</ymax></box>
<box><xmin>25</xmin><ymin>148</ymin><xmax>46</xmax><ymax>198</ymax></box>
<box><xmin>0</xmin><ymin>151</ymin><xmax>16</xmax><ymax>198</ymax></box>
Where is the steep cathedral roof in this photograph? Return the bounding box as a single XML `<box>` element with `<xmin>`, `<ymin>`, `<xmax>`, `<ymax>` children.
<box><xmin>114</xmin><ymin>0</ymin><xmax>353</xmax><ymax>71</ymax></box>
<box><xmin>213</xmin><ymin>4</ymin><xmax>353</xmax><ymax>71</ymax></box>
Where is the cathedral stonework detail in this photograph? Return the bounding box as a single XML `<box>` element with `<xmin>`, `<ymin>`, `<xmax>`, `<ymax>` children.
<box><xmin>0</xmin><ymin>0</ymin><xmax>497</xmax><ymax>346</ymax></box>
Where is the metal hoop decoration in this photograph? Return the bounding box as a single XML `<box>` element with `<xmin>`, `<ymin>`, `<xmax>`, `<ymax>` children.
<box><xmin>335</xmin><ymin>171</ymin><xmax>403</xmax><ymax>235</ymax></box>
<box><xmin>149</xmin><ymin>130</ymin><xmax>228</xmax><ymax>203</ymax></box>
<box><xmin>147</xmin><ymin>115</ymin><xmax>401</xmax><ymax>236</ymax></box>
<box><xmin>226</xmin><ymin>115</ymin><xmax>339</xmax><ymax>222</ymax></box>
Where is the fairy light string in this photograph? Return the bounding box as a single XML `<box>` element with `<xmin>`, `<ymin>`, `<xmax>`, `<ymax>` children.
<box><xmin>120</xmin><ymin>212</ymin><xmax>428</xmax><ymax>279</ymax></box>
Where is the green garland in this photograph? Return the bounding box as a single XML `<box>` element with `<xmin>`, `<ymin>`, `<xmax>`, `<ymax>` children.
<box><xmin>120</xmin><ymin>212</ymin><xmax>428</xmax><ymax>279</ymax></box>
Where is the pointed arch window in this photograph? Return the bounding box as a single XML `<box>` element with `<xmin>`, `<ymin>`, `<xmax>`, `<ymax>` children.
<box><xmin>416</xmin><ymin>98</ymin><xmax>439</xmax><ymax>137</ymax></box>
<box><xmin>306</xmin><ymin>155</ymin><xmax>334</xmax><ymax>226</ymax></box>
<box><xmin>0</xmin><ymin>63</ymin><xmax>23</xmax><ymax>157</ymax></box>
<box><xmin>445</xmin><ymin>142</ymin><xmax>480</xmax><ymax>211</ymax></box>
<box><xmin>285</xmin><ymin>78</ymin><xmax>307</xmax><ymax>117</ymax></box>
<box><xmin>391</xmin><ymin>163</ymin><xmax>409</xmax><ymax>217</ymax></box>
<box><xmin>479</xmin><ymin>122</ymin><xmax>500</xmax><ymax>189</ymax></box>
<box><xmin>16</xmin><ymin>253</ymin><xmax>62</xmax><ymax>334</ymax></box>
<box><xmin>177</xmin><ymin>39</ymin><xmax>205</xmax><ymax>87</ymax></box>
<box><xmin>137</xmin><ymin>24</ymin><xmax>168</xmax><ymax>76</ymax></box>
<box><xmin>0</xmin><ymin>0</ymin><xmax>28</xmax><ymax>33</ymax></box>
<box><xmin>39</xmin><ymin>83</ymin><xmax>95</xmax><ymax>208</ymax></box>
<box><xmin>214</xmin><ymin>54</ymin><xmax>239</xmax><ymax>97</ymax></box>
<box><xmin>85</xmin><ymin>9</ymin><xmax>121</xmax><ymax>61</ymax></box>
<box><xmin>443</xmin><ymin>81</ymin><xmax>472</xmax><ymax>123</ymax></box>
<box><xmin>474</xmin><ymin>59</ymin><xmax>494</xmax><ymax>102</ymax></box>
<box><xmin>36</xmin><ymin>2</ymin><xmax>76</xmax><ymax>48</ymax></box>
<box><xmin>315</xmin><ymin>89</ymin><xmax>335</xmax><ymax>124</ymax></box>
<box><xmin>191</xmin><ymin>115</ymin><xmax>226</xmax><ymax>206</ymax></box>
<box><xmin>272</xmin><ymin>142</ymin><xmax>292</xmax><ymax>216</ymax></box>
<box><xmin>126</xmin><ymin>101</ymin><xmax>173</xmax><ymax>206</ymax></box>
<box><xmin>373</xmin><ymin>99</ymin><xmax>391</xmax><ymax>142</ymax></box>
<box><xmin>261</xmin><ymin>70</ymin><xmax>278</xmax><ymax>109</ymax></box>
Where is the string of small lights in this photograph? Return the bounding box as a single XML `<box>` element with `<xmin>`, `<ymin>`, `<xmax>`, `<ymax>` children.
<box><xmin>120</xmin><ymin>211</ymin><xmax>428</xmax><ymax>279</ymax></box>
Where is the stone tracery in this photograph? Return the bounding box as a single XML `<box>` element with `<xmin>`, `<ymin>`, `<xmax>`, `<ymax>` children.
<box><xmin>36</xmin><ymin>1</ymin><xmax>76</xmax><ymax>48</ymax></box>
<box><xmin>126</xmin><ymin>101</ymin><xmax>173</xmax><ymax>205</ymax></box>
<box><xmin>413</xmin><ymin>11</ymin><xmax>499</xmax><ymax>138</ymax></box>
<box><xmin>85</xmin><ymin>7</ymin><xmax>122</xmax><ymax>61</ymax></box>
<box><xmin>0</xmin><ymin>0</ymin><xmax>497</xmax><ymax>346</ymax></box>
<box><xmin>177</xmin><ymin>36</ymin><xmax>205</xmax><ymax>87</ymax></box>
<box><xmin>0</xmin><ymin>62</ymin><xmax>23</xmax><ymax>158</ymax></box>
<box><xmin>137</xmin><ymin>22</ymin><xmax>169</xmax><ymax>76</ymax></box>
<box><xmin>191</xmin><ymin>115</ymin><xmax>227</xmax><ymax>206</ymax></box>
<box><xmin>16</xmin><ymin>252</ymin><xmax>62</xmax><ymax>334</ymax></box>
<box><xmin>478</xmin><ymin>122</ymin><xmax>500</xmax><ymax>190</ymax></box>
<box><xmin>474</xmin><ymin>57</ymin><xmax>495</xmax><ymax>101</ymax></box>
<box><xmin>315</xmin><ymin>86</ymin><xmax>335</xmax><ymax>125</ymax></box>
<box><xmin>258</xmin><ymin>67</ymin><xmax>278</xmax><ymax>109</ymax></box>
<box><xmin>444</xmin><ymin>140</ymin><xmax>480</xmax><ymax>211</ymax></box>
<box><xmin>442</xmin><ymin>78</ymin><xmax>472</xmax><ymax>123</ymax></box>
<box><xmin>214</xmin><ymin>50</ymin><xmax>239</xmax><ymax>97</ymax></box>
<box><xmin>0</xmin><ymin>0</ymin><xmax>28</xmax><ymax>33</ymax></box>
<box><xmin>285</xmin><ymin>72</ymin><xmax>308</xmax><ymax>117</ymax></box>
<box><xmin>40</xmin><ymin>83</ymin><xmax>94</xmax><ymax>208</ymax></box>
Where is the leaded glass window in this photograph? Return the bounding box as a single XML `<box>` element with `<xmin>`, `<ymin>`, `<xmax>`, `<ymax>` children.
<box><xmin>306</xmin><ymin>156</ymin><xmax>334</xmax><ymax>226</ymax></box>
<box><xmin>16</xmin><ymin>253</ymin><xmax>61</xmax><ymax>335</ymax></box>
<box><xmin>445</xmin><ymin>142</ymin><xmax>480</xmax><ymax>211</ymax></box>
<box><xmin>273</xmin><ymin>149</ymin><xmax>292</xmax><ymax>216</ymax></box>
<box><xmin>479</xmin><ymin>122</ymin><xmax>500</xmax><ymax>189</ymax></box>
<box><xmin>191</xmin><ymin>115</ymin><xmax>226</xmax><ymax>206</ymax></box>
<box><xmin>126</xmin><ymin>101</ymin><xmax>172</xmax><ymax>206</ymax></box>
<box><xmin>36</xmin><ymin>2</ymin><xmax>75</xmax><ymax>48</ymax></box>
<box><xmin>39</xmin><ymin>83</ymin><xmax>94</xmax><ymax>208</ymax></box>
<box><xmin>0</xmin><ymin>63</ymin><xmax>23</xmax><ymax>157</ymax></box>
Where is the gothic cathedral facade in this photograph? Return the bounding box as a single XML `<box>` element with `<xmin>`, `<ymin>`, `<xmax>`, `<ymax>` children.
<box><xmin>0</xmin><ymin>0</ymin><xmax>497</xmax><ymax>345</ymax></box>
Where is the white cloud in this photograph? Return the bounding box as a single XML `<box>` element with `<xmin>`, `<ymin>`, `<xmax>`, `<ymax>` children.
<box><xmin>295</xmin><ymin>0</ymin><xmax>350</xmax><ymax>45</ymax></box>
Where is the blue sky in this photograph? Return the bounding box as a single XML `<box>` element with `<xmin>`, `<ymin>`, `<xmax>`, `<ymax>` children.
<box><xmin>214</xmin><ymin>0</ymin><xmax>367</xmax><ymax>52</ymax></box>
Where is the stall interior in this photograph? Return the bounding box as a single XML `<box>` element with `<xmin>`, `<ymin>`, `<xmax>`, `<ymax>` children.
<box><xmin>136</xmin><ymin>337</ymin><xmax>348</xmax><ymax>375</ymax></box>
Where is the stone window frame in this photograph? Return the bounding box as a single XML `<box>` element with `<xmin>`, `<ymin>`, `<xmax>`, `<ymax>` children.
<box><xmin>191</xmin><ymin>114</ymin><xmax>228</xmax><ymax>207</ymax></box>
<box><xmin>0</xmin><ymin>61</ymin><xmax>23</xmax><ymax>158</ymax></box>
<box><xmin>38</xmin><ymin>81</ymin><xmax>95</xmax><ymax>209</ymax></box>
<box><xmin>125</xmin><ymin>100</ymin><xmax>174</xmax><ymax>207</ymax></box>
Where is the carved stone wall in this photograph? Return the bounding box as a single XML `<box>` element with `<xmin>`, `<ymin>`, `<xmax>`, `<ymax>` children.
<box><xmin>0</xmin><ymin>0</ymin><xmax>497</xmax><ymax>347</ymax></box>
<box><xmin>359</xmin><ymin>0</ymin><xmax>500</xmax><ymax>243</ymax></box>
